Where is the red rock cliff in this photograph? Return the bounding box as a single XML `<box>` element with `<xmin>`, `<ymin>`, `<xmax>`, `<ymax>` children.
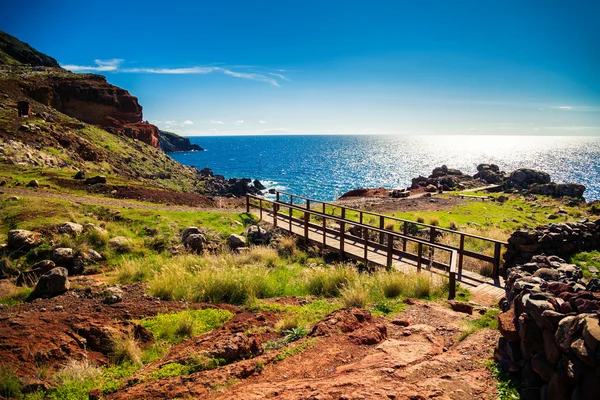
<box><xmin>23</xmin><ymin>73</ymin><xmax>160</xmax><ymax>147</ymax></box>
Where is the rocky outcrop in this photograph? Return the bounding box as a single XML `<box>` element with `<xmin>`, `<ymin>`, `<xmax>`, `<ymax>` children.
<box><xmin>505</xmin><ymin>169</ymin><xmax>551</xmax><ymax>190</ymax></box>
<box><xmin>7</xmin><ymin>229</ymin><xmax>42</xmax><ymax>250</ymax></box>
<box><xmin>410</xmin><ymin>165</ymin><xmax>482</xmax><ymax>191</ymax></box>
<box><xmin>0</xmin><ymin>30</ymin><xmax>60</xmax><ymax>67</ymax></box>
<box><xmin>22</xmin><ymin>73</ymin><xmax>160</xmax><ymax>147</ymax></box>
<box><xmin>473</xmin><ymin>163</ymin><xmax>506</xmax><ymax>184</ymax></box>
<box><xmin>159</xmin><ymin>130</ymin><xmax>203</xmax><ymax>153</ymax></box>
<box><xmin>29</xmin><ymin>267</ymin><xmax>70</xmax><ymax>299</ymax></box>
<box><xmin>502</xmin><ymin>221</ymin><xmax>600</xmax><ymax>272</ymax></box>
<box><xmin>530</xmin><ymin>183</ymin><xmax>586</xmax><ymax>199</ymax></box>
<box><xmin>496</xmin><ymin>254</ymin><xmax>600</xmax><ymax>399</ymax></box>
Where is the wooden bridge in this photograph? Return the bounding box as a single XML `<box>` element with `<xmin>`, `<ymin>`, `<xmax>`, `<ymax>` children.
<box><xmin>246</xmin><ymin>192</ymin><xmax>506</xmax><ymax>303</ymax></box>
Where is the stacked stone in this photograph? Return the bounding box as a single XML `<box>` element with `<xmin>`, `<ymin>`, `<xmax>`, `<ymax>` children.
<box><xmin>503</xmin><ymin>221</ymin><xmax>600</xmax><ymax>272</ymax></box>
<box><xmin>496</xmin><ymin>254</ymin><xmax>600</xmax><ymax>399</ymax></box>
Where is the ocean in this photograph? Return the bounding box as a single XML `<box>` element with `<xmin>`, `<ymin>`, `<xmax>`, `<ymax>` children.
<box><xmin>169</xmin><ymin>135</ymin><xmax>600</xmax><ymax>202</ymax></box>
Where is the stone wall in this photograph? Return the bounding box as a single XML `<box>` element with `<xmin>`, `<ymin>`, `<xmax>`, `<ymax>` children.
<box><xmin>496</xmin><ymin>255</ymin><xmax>600</xmax><ymax>399</ymax></box>
<box><xmin>503</xmin><ymin>221</ymin><xmax>600</xmax><ymax>272</ymax></box>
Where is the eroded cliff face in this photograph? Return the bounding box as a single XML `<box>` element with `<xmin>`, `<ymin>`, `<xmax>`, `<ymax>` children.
<box><xmin>22</xmin><ymin>73</ymin><xmax>160</xmax><ymax>147</ymax></box>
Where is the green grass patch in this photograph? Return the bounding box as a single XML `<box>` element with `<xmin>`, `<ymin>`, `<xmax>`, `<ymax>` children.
<box><xmin>146</xmin><ymin>356</ymin><xmax>227</xmax><ymax>381</ymax></box>
<box><xmin>568</xmin><ymin>250</ymin><xmax>600</xmax><ymax>280</ymax></box>
<box><xmin>458</xmin><ymin>308</ymin><xmax>500</xmax><ymax>341</ymax></box>
<box><xmin>0</xmin><ymin>287</ymin><xmax>33</xmax><ymax>306</ymax></box>
<box><xmin>274</xmin><ymin>338</ymin><xmax>318</xmax><ymax>362</ymax></box>
<box><xmin>484</xmin><ymin>360</ymin><xmax>521</xmax><ymax>400</ymax></box>
<box><xmin>138</xmin><ymin>308</ymin><xmax>233</xmax><ymax>344</ymax></box>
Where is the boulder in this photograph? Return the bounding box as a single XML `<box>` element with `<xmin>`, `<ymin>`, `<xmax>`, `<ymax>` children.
<box><xmin>582</xmin><ymin>316</ymin><xmax>600</xmax><ymax>352</ymax></box>
<box><xmin>85</xmin><ymin>175</ymin><xmax>107</xmax><ymax>185</ymax></box>
<box><xmin>181</xmin><ymin>226</ymin><xmax>202</xmax><ymax>242</ymax></box>
<box><xmin>227</xmin><ymin>234</ymin><xmax>246</xmax><ymax>250</ymax></box>
<box><xmin>533</xmin><ymin>268</ymin><xmax>560</xmax><ymax>281</ymax></box>
<box><xmin>425</xmin><ymin>184</ymin><xmax>437</xmax><ymax>193</ymax></box>
<box><xmin>16</xmin><ymin>260</ymin><xmax>56</xmax><ymax>286</ymax></box>
<box><xmin>245</xmin><ymin>225</ymin><xmax>271</xmax><ymax>245</ymax></box>
<box><xmin>108</xmin><ymin>236</ymin><xmax>131</xmax><ymax>253</ymax></box>
<box><xmin>101</xmin><ymin>286</ymin><xmax>123</xmax><ymax>305</ymax></box>
<box><xmin>26</xmin><ymin>179</ymin><xmax>39</xmax><ymax>188</ymax></box>
<box><xmin>183</xmin><ymin>233</ymin><xmax>206</xmax><ymax>253</ymax></box>
<box><xmin>447</xmin><ymin>300</ymin><xmax>473</xmax><ymax>315</ymax></box>
<box><xmin>498</xmin><ymin>309</ymin><xmax>520</xmax><ymax>342</ymax></box>
<box><xmin>30</xmin><ymin>267</ymin><xmax>70</xmax><ymax>299</ymax></box>
<box><xmin>73</xmin><ymin>171</ymin><xmax>86</xmax><ymax>180</ymax></box>
<box><xmin>253</xmin><ymin>179</ymin><xmax>266</xmax><ymax>190</ymax></box>
<box><xmin>83</xmin><ymin>223</ymin><xmax>108</xmax><ymax>236</ymax></box>
<box><xmin>58</xmin><ymin>222</ymin><xmax>83</xmax><ymax>236</ymax></box>
<box><xmin>7</xmin><ymin>229</ymin><xmax>42</xmax><ymax>249</ymax></box>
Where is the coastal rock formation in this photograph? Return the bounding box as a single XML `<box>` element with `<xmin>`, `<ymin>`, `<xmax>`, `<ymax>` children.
<box><xmin>21</xmin><ymin>73</ymin><xmax>161</xmax><ymax>147</ymax></box>
<box><xmin>410</xmin><ymin>165</ymin><xmax>482</xmax><ymax>191</ymax></box>
<box><xmin>159</xmin><ymin>130</ymin><xmax>203</xmax><ymax>152</ymax></box>
<box><xmin>530</xmin><ymin>183</ymin><xmax>586</xmax><ymax>199</ymax></box>
<box><xmin>504</xmin><ymin>169</ymin><xmax>551</xmax><ymax>190</ymax></box>
<box><xmin>502</xmin><ymin>220</ymin><xmax>600</xmax><ymax>272</ymax></box>
<box><xmin>0</xmin><ymin>30</ymin><xmax>59</xmax><ymax>67</ymax></box>
<box><xmin>496</xmin><ymin>254</ymin><xmax>600</xmax><ymax>399</ymax></box>
<box><xmin>473</xmin><ymin>163</ymin><xmax>506</xmax><ymax>184</ymax></box>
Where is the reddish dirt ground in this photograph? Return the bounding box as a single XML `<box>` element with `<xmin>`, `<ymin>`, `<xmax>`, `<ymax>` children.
<box><xmin>0</xmin><ymin>277</ymin><xmax>500</xmax><ymax>399</ymax></box>
<box><xmin>335</xmin><ymin>195</ymin><xmax>466</xmax><ymax>215</ymax></box>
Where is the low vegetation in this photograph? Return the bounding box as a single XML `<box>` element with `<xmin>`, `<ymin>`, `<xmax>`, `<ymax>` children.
<box><xmin>484</xmin><ymin>360</ymin><xmax>521</xmax><ymax>400</ymax></box>
<box><xmin>458</xmin><ymin>308</ymin><xmax>500</xmax><ymax>341</ymax></box>
<box><xmin>569</xmin><ymin>250</ymin><xmax>600</xmax><ymax>279</ymax></box>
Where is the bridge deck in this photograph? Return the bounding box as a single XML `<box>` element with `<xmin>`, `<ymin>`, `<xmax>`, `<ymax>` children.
<box><xmin>254</xmin><ymin>210</ymin><xmax>505</xmax><ymax>305</ymax></box>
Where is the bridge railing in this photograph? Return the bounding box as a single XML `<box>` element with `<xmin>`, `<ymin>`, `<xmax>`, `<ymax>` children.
<box><xmin>246</xmin><ymin>194</ymin><xmax>459</xmax><ymax>299</ymax></box>
<box><xmin>273</xmin><ymin>191</ymin><xmax>506</xmax><ymax>279</ymax></box>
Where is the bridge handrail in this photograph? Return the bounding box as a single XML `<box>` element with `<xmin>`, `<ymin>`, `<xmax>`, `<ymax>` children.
<box><xmin>247</xmin><ymin>194</ymin><xmax>457</xmax><ymax>256</ymax></box>
<box><xmin>276</xmin><ymin>191</ymin><xmax>507</xmax><ymax>245</ymax></box>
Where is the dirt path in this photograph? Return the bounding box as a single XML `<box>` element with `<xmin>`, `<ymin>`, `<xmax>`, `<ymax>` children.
<box><xmin>0</xmin><ymin>186</ymin><xmax>244</xmax><ymax>213</ymax></box>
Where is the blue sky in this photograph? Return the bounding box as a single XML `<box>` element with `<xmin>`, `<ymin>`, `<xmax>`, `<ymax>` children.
<box><xmin>2</xmin><ymin>0</ymin><xmax>599</xmax><ymax>135</ymax></box>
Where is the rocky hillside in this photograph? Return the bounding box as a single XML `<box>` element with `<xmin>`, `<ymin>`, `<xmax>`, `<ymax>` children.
<box><xmin>0</xmin><ymin>30</ymin><xmax>59</xmax><ymax>67</ymax></box>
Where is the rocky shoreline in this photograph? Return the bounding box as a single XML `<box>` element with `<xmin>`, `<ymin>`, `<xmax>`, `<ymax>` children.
<box><xmin>340</xmin><ymin>163</ymin><xmax>587</xmax><ymax>201</ymax></box>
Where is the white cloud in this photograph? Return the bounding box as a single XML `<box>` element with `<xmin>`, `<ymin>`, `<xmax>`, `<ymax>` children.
<box><xmin>62</xmin><ymin>58</ymin><xmax>123</xmax><ymax>72</ymax></box>
<box><xmin>234</xmin><ymin>120</ymin><xmax>244</xmax><ymax>125</ymax></box>
<box><xmin>553</xmin><ymin>105</ymin><xmax>600</xmax><ymax>112</ymax></box>
<box><xmin>183</xmin><ymin>120</ymin><xmax>194</xmax><ymax>125</ymax></box>
<box><xmin>210</xmin><ymin>120</ymin><xmax>224</xmax><ymax>124</ymax></box>
<box><xmin>61</xmin><ymin>59</ymin><xmax>286</xmax><ymax>86</ymax></box>
<box><xmin>259</xmin><ymin>120</ymin><xmax>268</xmax><ymax>124</ymax></box>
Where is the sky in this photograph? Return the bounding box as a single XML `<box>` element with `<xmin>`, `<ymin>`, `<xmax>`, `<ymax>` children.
<box><xmin>1</xmin><ymin>0</ymin><xmax>600</xmax><ymax>136</ymax></box>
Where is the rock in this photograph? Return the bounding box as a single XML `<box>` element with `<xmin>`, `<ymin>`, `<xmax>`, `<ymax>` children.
<box><xmin>268</xmin><ymin>188</ymin><xmax>276</xmax><ymax>194</ymax></box>
<box><xmin>540</xmin><ymin>310</ymin><xmax>565</xmax><ymax>332</ymax></box>
<box><xmin>183</xmin><ymin>233</ymin><xmax>206</xmax><ymax>253</ymax></box>
<box><xmin>26</xmin><ymin>179</ymin><xmax>39</xmax><ymax>188</ymax></box>
<box><xmin>84</xmin><ymin>175</ymin><xmax>107</xmax><ymax>185</ymax></box>
<box><xmin>348</xmin><ymin>323</ymin><xmax>387</xmax><ymax>345</ymax></box>
<box><xmin>582</xmin><ymin>316</ymin><xmax>600</xmax><ymax>352</ymax></box>
<box><xmin>556</xmin><ymin>316</ymin><xmax>581</xmax><ymax>353</ymax></box>
<box><xmin>73</xmin><ymin>171</ymin><xmax>86</xmax><ymax>180</ymax></box>
<box><xmin>84</xmin><ymin>249</ymin><xmax>103</xmax><ymax>262</ymax></box>
<box><xmin>159</xmin><ymin>131</ymin><xmax>204</xmax><ymax>152</ymax></box>
<box><xmin>181</xmin><ymin>226</ymin><xmax>202</xmax><ymax>242</ymax></box>
<box><xmin>425</xmin><ymin>184</ymin><xmax>437</xmax><ymax>193</ymax></box>
<box><xmin>533</xmin><ymin>268</ymin><xmax>560</xmax><ymax>281</ymax></box>
<box><xmin>200</xmin><ymin>167</ymin><xmax>213</xmax><ymax>176</ymax></box>
<box><xmin>30</xmin><ymin>267</ymin><xmax>70</xmax><ymax>299</ymax></box>
<box><xmin>527</xmin><ymin>297</ymin><xmax>555</xmax><ymax>329</ymax></box>
<box><xmin>570</xmin><ymin>337</ymin><xmax>595</xmax><ymax>366</ymax></box>
<box><xmin>245</xmin><ymin>225</ymin><xmax>271</xmax><ymax>245</ymax></box>
<box><xmin>227</xmin><ymin>234</ymin><xmax>246</xmax><ymax>250</ymax></box>
<box><xmin>108</xmin><ymin>236</ymin><xmax>131</xmax><ymax>253</ymax></box>
<box><xmin>390</xmin><ymin>318</ymin><xmax>410</xmax><ymax>327</ymax></box>
<box><xmin>52</xmin><ymin>247</ymin><xmax>74</xmax><ymax>266</ymax></box>
<box><xmin>447</xmin><ymin>300</ymin><xmax>473</xmax><ymax>315</ymax></box>
<box><xmin>83</xmin><ymin>223</ymin><xmax>108</xmax><ymax>236</ymax></box>
<box><xmin>102</xmin><ymin>287</ymin><xmax>123</xmax><ymax>304</ymax></box>
<box><xmin>498</xmin><ymin>309</ymin><xmax>520</xmax><ymax>342</ymax></box>
<box><xmin>7</xmin><ymin>229</ymin><xmax>42</xmax><ymax>249</ymax></box>
<box><xmin>58</xmin><ymin>222</ymin><xmax>83</xmax><ymax>236</ymax></box>
<box><xmin>16</xmin><ymin>260</ymin><xmax>56</xmax><ymax>286</ymax></box>
<box><xmin>531</xmin><ymin>354</ymin><xmax>554</xmax><ymax>382</ymax></box>
<box><xmin>548</xmin><ymin>214</ymin><xmax>558</xmax><ymax>220</ymax></box>
<box><xmin>543</xmin><ymin>329</ymin><xmax>561</xmax><ymax>364</ymax></box>
<box><xmin>253</xmin><ymin>179</ymin><xmax>266</xmax><ymax>190</ymax></box>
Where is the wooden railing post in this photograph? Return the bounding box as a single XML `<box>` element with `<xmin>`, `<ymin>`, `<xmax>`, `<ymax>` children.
<box><xmin>259</xmin><ymin>199</ymin><xmax>263</xmax><ymax>220</ymax></box>
<box><xmin>322</xmin><ymin>215</ymin><xmax>327</xmax><ymax>251</ymax></box>
<box><xmin>493</xmin><ymin>242</ymin><xmax>502</xmax><ymax>278</ymax></box>
<box><xmin>246</xmin><ymin>195</ymin><xmax>250</xmax><ymax>213</ymax></box>
<box><xmin>363</xmin><ymin>228</ymin><xmax>368</xmax><ymax>263</ymax></box>
<box><xmin>402</xmin><ymin>222</ymin><xmax>408</xmax><ymax>252</ymax></box>
<box><xmin>273</xmin><ymin>201</ymin><xmax>278</xmax><ymax>228</ymax></box>
<box><xmin>303</xmin><ymin>212</ymin><xmax>309</xmax><ymax>245</ymax></box>
<box><xmin>448</xmin><ymin>270</ymin><xmax>456</xmax><ymax>299</ymax></box>
<box><xmin>306</xmin><ymin>199</ymin><xmax>310</xmax><ymax>211</ymax></box>
<box><xmin>429</xmin><ymin>227</ymin><xmax>436</xmax><ymax>243</ymax></box>
<box><xmin>322</xmin><ymin>202</ymin><xmax>326</xmax><ymax>215</ymax></box>
<box><xmin>339</xmin><ymin>221</ymin><xmax>345</xmax><ymax>259</ymax></box>
<box><xmin>379</xmin><ymin>216</ymin><xmax>385</xmax><ymax>244</ymax></box>
<box><xmin>359</xmin><ymin>211</ymin><xmax>363</xmax><ymax>225</ymax></box>
<box><xmin>276</xmin><ymin>192</ymin><xmax>280</xmax><ymax>202</ymax></box>
<box><xmin>289</xmin><ymin>205</ymin><xmax>292</xmax><ymax>231</ymax></box>
<box><xmin>458</xmin><ymin>235</ymin><xmax>465</xmax><ymax>277</ymax></box>
<box><xmin>386</xmin><ymin>233</ymin><xmax>393</xmax><ymax>269</ymax></box>
<box><xmin>341</xmin><ymin>207</ymin><xmax>346</xmax><ymax>220</ymax></box>
<box><xmin>417</xmin><ymin>242</ymin><xmax>423</xmax><ymax>272</ymax></box>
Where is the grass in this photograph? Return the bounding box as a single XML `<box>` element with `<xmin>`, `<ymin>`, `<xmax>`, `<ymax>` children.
<box><xmin>274</xmin><ymin>338</ymin><xmax>318</xmax><ymax>362</ymax></box>
<box><xmin>568</xmin><ymin>250</ymin><xmax>600</xmax><ymax>279</ymax></box>
<box><xmin>458</xmin><ymin>308</ymin><xmax>500</xmax><ymax>341</ymax></box>
<box><xmin>0</xmin><ymin>365</ymin><xmax>23</xmax><ymax>399</ymax></box>
<box><xmin>340</xmin><ymin>281</ymin><xmax>369</xmax><ymax>308</ymax></box>
<box><xmin>0</xmin><ymin>286</ymin><xmax>33</xmax><ymax>306</ymax></box>
<box><xmin>146</xmin><ymin>356</ymin><xmax>227</xmax><ymax>381</ymax></box>
<box><xmin>110</xmin><ymin>333</ymin><xmax>142</xmax><ymax>366</ymax></box>
<box><xmin>484</xmin><ymin>360</ymin><xmax>521</xmax><ymax>400</ymax></box>
<box><xmin>138</xmin><ymin>308</ymin><xmax>233</xmax><ymax>344</ymax></box>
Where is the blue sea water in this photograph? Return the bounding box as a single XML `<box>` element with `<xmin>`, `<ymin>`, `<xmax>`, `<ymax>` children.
<box><xmin>170</xmin><ymin>135</ymin><xmax>600</xmax><ymax>202</ymax></box>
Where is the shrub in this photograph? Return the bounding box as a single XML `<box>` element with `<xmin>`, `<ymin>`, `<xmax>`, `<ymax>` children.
<box><xmin>53</xmin><ymin>359</ymin><xmax>101</xmax><ymax>386</ymax></box>
<box><xmin>277</xmin><ymin>236</ymin><xmax>297</xmax><ymax>258</ymax></box>
<box><xmin>0</xmin><ymin>365</ymin><xmax>22</xmax><ymax>399</ymax></box>
<box><xmin>110</xmin><ymin>333</ymin><xmax>142</xmax><ymax>366</ymax></box>
<box><xmin>416</xmin><ymin>216</ymin><xmax>425</xmax><ymax>224</ymax></box>
<box><xmin>85</xmin><ymin>229</ymin><xmax>109</xmax><ymax>248</ymax></box>
<box><xmin>340</xmin><ymin>281</ymin><xmax>369</xmax><ymax>308</ymax></box>
<box><xmin>384</xmin><ymin>221</ymin><xmax>396</xmax><ymax>230</ymax></box>
<box><xmin>429</xmin><ymin>217</ymin><xmax>440</xmax><ymax>227</ymax></box>
<box><xmin>304</xmin><ymin>266</ymin><xmax>358</xmax><ymax>297</ymax></box>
